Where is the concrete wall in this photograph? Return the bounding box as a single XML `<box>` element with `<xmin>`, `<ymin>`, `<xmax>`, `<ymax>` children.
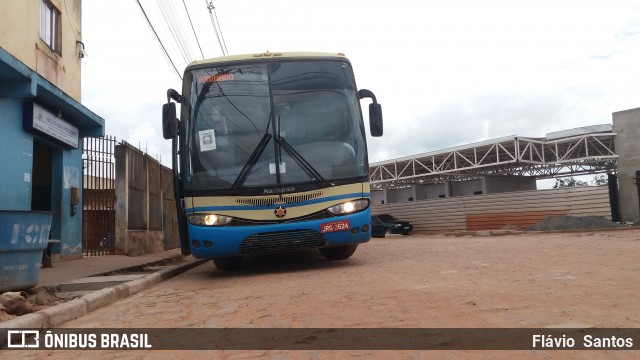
<box><xmin>387</xmin><ymin>187</ymin><xmax>416</xmax><ymax>203</ymax></box>
<box><xmin>613</xmin><ymin>107</ymin><xmax>640</xmax><ymax>224</ymax></box>
<box><xmin>115</xmin><ymin>143</ymin><xmax>179</xmax><ymax>256</ymax></box>
<box><xmin>450</xmin><ymin>178</ymin><xmax>483</xmax><ymax>196</ymax></box>
<box><xmin>415</xmin><ymin>183</ymin><xmax>448</xmax><ymax>200</ymax></box>
<box><xmin>371</xmin><ymin>189</ymin><xmax>386</xmax><ymax>205</ymax></box>
<box><xmin>484</xmin><ymin>175</ymin><xmax>536</xmax><ymax>194</ymax></box>
<box><xmin>0</xmin><ymin>0</ymin><xmax>83</xmax><ymax>101</ymax></box>
<box><xmin>372</xmin><ymin>176</ymin><xmax>533</xmax><ymax>205</ymax></box>
<box><xmin>161</xmin><ymin>166</ymin><xmax>180</xmax><ymax>250</ymax></box>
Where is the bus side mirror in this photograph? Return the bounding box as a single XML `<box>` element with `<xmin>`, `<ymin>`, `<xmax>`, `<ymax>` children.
<box><xmin>358</xmin><ymin>89</ymin><xmax>383</xmax><ymax>137</ymax></box>
<box><xmin>369</xmin><ymin>103</ymin><xmax>383</xmax><ymax>137</ymax></box>
<box><xmin>162</xmin><ymin>102</ymin><xmax>179</xmax><ymax>139</ymax></box>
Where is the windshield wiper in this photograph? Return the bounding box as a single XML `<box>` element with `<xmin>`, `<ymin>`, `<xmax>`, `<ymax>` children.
<box><xmin>230</xmin><ymin>133</ymin><xmax>327</xmax><ymax>189</ymax></box>
<box><xmin>274</xmin><ymin>135</ymin><xmax>326</xmax><ymax>186</ymax></box>
<box><xmin>232</xmin><ymin>133</ymin><xmax>272</xmax><ymax>189</ymax></box>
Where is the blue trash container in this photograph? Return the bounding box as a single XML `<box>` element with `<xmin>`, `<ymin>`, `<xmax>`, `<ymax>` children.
<box><xmin>0</xmin><ymin>211</ymin><xmax>53</xmax><ymax>292</ymax></box>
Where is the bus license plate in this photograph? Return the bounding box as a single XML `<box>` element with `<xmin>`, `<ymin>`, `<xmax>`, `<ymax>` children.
<box><xmin>320</xmin><ymin>220</ymin><xmax>350</xmax><ymax>233</ymax></box>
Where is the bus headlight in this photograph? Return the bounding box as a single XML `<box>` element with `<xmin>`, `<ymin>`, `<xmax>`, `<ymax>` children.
<box><xmin>327</xmin><ymin>199</ymin><xmax>369</xmax><ymax>215</ymax></box>
<box><xmin>188</xmin><ymin>214</ymin><xmax>233</xmax><ymax>226</ymax></box>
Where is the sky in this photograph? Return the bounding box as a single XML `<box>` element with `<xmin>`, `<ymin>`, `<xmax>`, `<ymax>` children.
<box><xmin>81</xmin><ymin>0</ymin><xmax>640</xmax><ymax>168</ymax></box>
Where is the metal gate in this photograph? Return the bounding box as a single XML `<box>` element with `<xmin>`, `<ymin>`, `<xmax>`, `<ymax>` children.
<box><xmin>82</xmin><ymin>136</ymin><xmax>116</xmax><ymax>256</ymax></box>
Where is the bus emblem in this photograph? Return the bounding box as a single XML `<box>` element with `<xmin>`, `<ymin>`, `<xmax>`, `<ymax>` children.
<box><xmin>274</xmin><ymin>206</ymin><xmax>287</xmax><ymax>218</ymax></box>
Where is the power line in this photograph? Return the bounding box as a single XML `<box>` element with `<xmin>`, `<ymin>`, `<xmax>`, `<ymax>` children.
<box><xmin>157</xmin><ymin>0</ymin><xmax>195</xmax><ymax>64</ymax></box>
<box><xmin>183</xmin><ymin>0</ymin><xmax>205</xmax><ymax>59</ymax></box>
<box><xmin>63</xmin><ymin>0</ymin><xmax>87</xmax><ymax>58</ymax></box>
<box><xmin>62</xmin><ymin>0</ymin><xmax>80</xmax><ymax>42</ymax></box>
<box><xmin>211</xmin><ymin>3</ymin><xmax>229</xmax><ymax>55</ymax></box>
<box><xmin>205</xmin><ymin>0</ymin><xmax>229</xmax><ymax>56</ymax></box>
<box><xmin>134</xmin><ymin>0</ymin><xmax>182</xmax><ymax>80</ymax></box>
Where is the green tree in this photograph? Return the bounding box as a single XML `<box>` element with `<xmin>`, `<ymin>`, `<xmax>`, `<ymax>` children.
<box><xmin>592</xmin><ymin>174</ymin><xmax>607</xmax><ymax>186</ymax></box>
<box><xmin>553</xmin><ymin>177</ymin><xmax>588</xmax><ymax>189</ymax></box>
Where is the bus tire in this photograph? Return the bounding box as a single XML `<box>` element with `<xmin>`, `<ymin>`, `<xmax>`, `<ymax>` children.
<box><xmin>319</xmin><ymin>244</ymin><xmax>358</xmax><ymax>260</ymax></box>
<box><xmin>213</xmin><ymin>256</ymin><xmax>244</xmax><ymax>270</ymax></box>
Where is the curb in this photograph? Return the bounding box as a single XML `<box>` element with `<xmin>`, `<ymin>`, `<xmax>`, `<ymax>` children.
<box><xmin>0</xmin><ymin>257</ymin><xmax>209</xmax><ymax>331</ymax></box>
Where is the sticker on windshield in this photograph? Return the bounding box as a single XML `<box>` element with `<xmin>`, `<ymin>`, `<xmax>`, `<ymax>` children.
<box><xmin>269</xmin><ymin>162</ymin><xmax>286</xmax><ymax>174</ymax></box>
<box><xmin>199</xmin><ymin>129</ymin><xmax>216</xmax><ymax>151</ymax></box>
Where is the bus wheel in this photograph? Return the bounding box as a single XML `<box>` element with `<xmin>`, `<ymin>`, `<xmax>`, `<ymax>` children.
<box><xmin>319</xmin><ymin>244</ymin><xmax>358</xmax><ymax>260</ymax></box>
<box><xmin>213</xmin><ymin>256</ymin><xmax>244</xmax><ymax>270</ymax></box>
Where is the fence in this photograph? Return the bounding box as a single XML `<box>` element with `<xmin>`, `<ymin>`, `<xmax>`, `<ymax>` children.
<box><xmin>82</xmin><ymin>136</ymin><xmax>116</xmax><ymax>256</ymax></box>
<box><xmin>83</xmin><ymin>137</ymin><xmax>178</xmax><ymax>256</ymax></box>
<box><xmin>372</xmin><ymin>186</ymin><xmax>612</xmax><ymax>233</ymax></box>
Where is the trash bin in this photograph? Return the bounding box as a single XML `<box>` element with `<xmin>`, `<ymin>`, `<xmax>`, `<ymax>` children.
<box><xmin>0</xmin><ymin>210</ymin><xmax>53</xmax><ymax>292</ymax></box>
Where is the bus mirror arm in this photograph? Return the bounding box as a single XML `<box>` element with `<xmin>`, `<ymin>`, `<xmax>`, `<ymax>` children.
<box><xmin>358</xmin><ymin>89</ymin><xmax>383</xmax><ymax>137</ymax></box>
<box><xmin>358</xmin><ymin>89</ymin><xmax>376</xmax><ymax>102</ymax></box>
<box><xmin>167</xmin><ymin>88</ymin><xmax>183</xmax><ymax>103</ymax></box>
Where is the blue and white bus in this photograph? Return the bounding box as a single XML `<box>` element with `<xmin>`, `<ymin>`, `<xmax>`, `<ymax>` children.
<box><xmin>162</xmin><ymin>52</ymin><xmax>383</xmax><ymax>269</ymax></box>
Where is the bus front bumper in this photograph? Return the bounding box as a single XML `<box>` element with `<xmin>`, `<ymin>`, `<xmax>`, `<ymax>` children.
<box><xmin>186</xmin><ymin>211</ymin><xmax>371</xmax><ymax>258</ymax></box>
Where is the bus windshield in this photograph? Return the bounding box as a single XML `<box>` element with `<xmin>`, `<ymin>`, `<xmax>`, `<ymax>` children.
<box><xmin>183</xmin><ymin>60</ymin><xmax>368</xmax><ymax>192</ymax></box>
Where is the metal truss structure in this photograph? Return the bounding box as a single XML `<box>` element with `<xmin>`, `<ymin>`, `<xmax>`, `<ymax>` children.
<box><xmin>369</xmin><ymin>126</ymin><xmax>618</xmax><ymax>189</ymax></box>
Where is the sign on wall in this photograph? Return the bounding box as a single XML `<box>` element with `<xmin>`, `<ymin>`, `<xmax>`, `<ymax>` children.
<box><xmin>23</xmin><ymin>102</ymin><xmax>79</xmax><ymax>149</ymax></box>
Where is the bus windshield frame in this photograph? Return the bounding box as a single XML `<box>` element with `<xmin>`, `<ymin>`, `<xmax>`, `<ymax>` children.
<box><xmin>180</xmin><ymin>58</ymin><xmax>369</xmax><ymax>195</ymax></box>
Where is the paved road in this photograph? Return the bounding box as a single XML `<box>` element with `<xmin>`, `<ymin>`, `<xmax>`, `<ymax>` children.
<box><xmin>10</xmin><ymin>230</ymin><xmax>640</xmax><ymax>359</ymax></box>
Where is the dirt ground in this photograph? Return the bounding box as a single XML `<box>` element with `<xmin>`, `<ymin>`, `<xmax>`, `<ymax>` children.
<box><xmin>0</xmin><ymin>289</ymin><xmax>65</xmax><ymax>323</ymax></box>
<box><xmin>5</xmin><ymin>228</ymin><xmax>640</xmax><ymax>359</ymax></box>
<box><xmin>0</xmin><ymin>256</ymin><xmax>191</xmax><ymax>323</ymax></box>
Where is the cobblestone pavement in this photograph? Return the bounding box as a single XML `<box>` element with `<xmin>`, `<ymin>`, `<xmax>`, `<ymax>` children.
<box><xmin>9</xmin><ymin>229</ymin><xmax>640</xmax><ymax>359</ymax></box>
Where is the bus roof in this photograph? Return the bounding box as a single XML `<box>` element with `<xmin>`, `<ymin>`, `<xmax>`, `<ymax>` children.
<box><xmin>186</xmin><ymin>52</ymin><xmax>349</xmax><ymax>69</ymax></box>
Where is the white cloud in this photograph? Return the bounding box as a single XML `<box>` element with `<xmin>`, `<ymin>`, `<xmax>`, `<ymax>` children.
<box><xmin>82</xmin><ymin>0</ymin><xmax>640</xmax><ymax>167</ymax></box>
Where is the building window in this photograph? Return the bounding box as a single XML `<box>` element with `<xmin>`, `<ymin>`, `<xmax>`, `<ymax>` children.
<box><xmin>40</xmin><ymin>0</ymin><xmax>61</xmax><ymax>54</ymax></box>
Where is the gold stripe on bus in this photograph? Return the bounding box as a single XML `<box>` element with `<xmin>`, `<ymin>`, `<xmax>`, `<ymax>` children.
<box><xmin>185</xmin><ymin>183</ymin><xmax>368</xmax><ymax>220</ymax></box>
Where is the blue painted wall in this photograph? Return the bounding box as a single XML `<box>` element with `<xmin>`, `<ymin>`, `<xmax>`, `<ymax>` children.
<box><xmin>0</xmin><ymin>98</ymin><xmax>34</xmax><ymax>211</ymax></box>
<box><xmin>0</xmin><ymin>97</ymin><xmax>84</xmax><ymax>258</ymax></box>
<box><xmin>52</xmin><ymin>149</ymin><xmax>84</xmax><ymax>257</ymax></box>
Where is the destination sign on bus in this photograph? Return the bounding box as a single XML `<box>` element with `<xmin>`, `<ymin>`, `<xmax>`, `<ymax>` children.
<box><xmin>198</xmin><ymin>74</ymin><xmax>235</xmax><ymax>83</ymax></box>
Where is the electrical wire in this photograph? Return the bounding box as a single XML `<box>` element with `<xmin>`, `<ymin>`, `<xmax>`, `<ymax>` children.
<box><xmin>205</xmin><ymin>0</ymin><xmax>228</xmax><ymax>56</ymax></box>
<box><xmin>62</xmin><ymin>0</ymin><xmax>87</xmax><ymax>58</ymax></box>
<box><xmin>62</xmin><ymin>0</ymin><xmax>80</xmax><ymax>42</ymax></box>
<box><xmin>182</xmin><ymin>0</ymin><xmax>205</xmax><ymax>59</ymax></box>
<box><xmin>134</xmin><ymin>0</ymin><xmax>182</xmax><ymax>80</ymax></box>
<box><xmin>157</xmin><ymin>0</ymin><xmax>195</xmax><ymax>64</ymax></box>
<box><xmin>211</xmin><ymin>3</ymin><xmax>229</xmax><ymax>55</ymax></box>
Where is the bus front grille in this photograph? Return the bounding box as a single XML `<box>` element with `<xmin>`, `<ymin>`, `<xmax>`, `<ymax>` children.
<box><xmin>236</xmin><ymin>192</ymin><xmax>323</xmax><ymax>207</ymax></box>
<box><xmin>239</xmin><ymin>230</ymin><xmax>326</xmax><ymax>255</ymax></box>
